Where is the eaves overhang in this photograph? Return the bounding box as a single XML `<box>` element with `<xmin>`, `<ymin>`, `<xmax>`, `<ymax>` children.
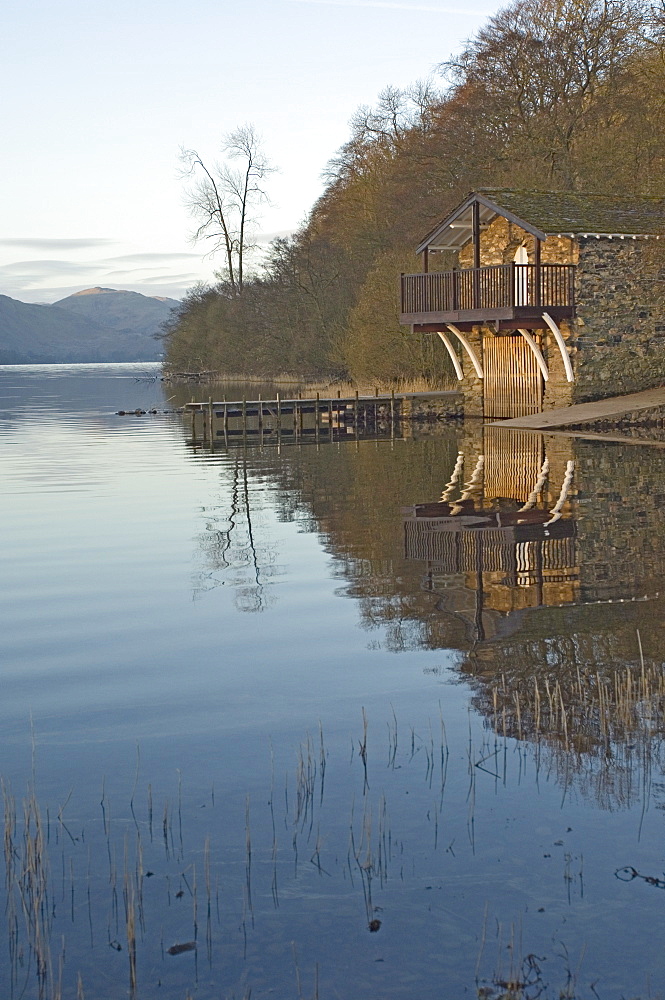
<box><xmin>416</xmin><ymin>193</ymin><xmax>549</xmax><ymax>254</ymax></box>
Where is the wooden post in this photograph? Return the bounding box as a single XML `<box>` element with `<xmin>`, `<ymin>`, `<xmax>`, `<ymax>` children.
<box><xmin>423</xmin><ymin>247</ymin><xmax>429</xmax><ymax>273</ymax></box>
<box><xmin>390</xmin><ymin>388</ymin><xmax>395</xmax><ymax>440</ymax></box>
<box><xmin>472</xmin><ymin>199</ymin><xmax>481</xmax><ymax>309</ymax></box>
<box><xmin>276</xmin><ymin>391</ymin><xmax>281</xmax><ymax>430</ymax></box>
<box><xmin>208</xmin><ymin>397</ymin><xmax>213</xmax><ymax>447</ymax></box>
<box><xmin>258</xmin><ymin>393</ymin><xmax>263</xmax><ymax>430</ymax></box>
<box><xmin>534</xmin><ymin>237</ymin><xmax>542</xmax><ymax>307</ymax></box>
<box><xmin>242</xmin><ymin>397</ymin><xmax>247</xmax><ymax>437</ymax></box>
<box><xmin>315</xmin><ymin>391</ymin><xmax>320</xmax><ymax>438</ymax></box>
<box><xmin>223</xmin><ymin>403</ymin><xmax>228</xmax><ymax>446</ymax></box>
<box><xmin>354</xmin><ymin>389</ymin><xmax>359</xmax><ymax>429</ymax></box>
<box><xmin>298</xmin><ymin>392</ymin><xmax>304</xmax><ymax>433</ymax></box>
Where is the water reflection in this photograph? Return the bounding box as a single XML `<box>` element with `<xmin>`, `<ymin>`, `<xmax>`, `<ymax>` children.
<box><xmin>400</xmin><ymin>424</ymin><xmax>665</xmax><ymax>810</ymax></box>
<box><xmin>193</xmin><ymin>454</ymin><xmax>282</xmax><ymax>611</ymax></box>
<box><xmin>190</xmin><ymin>420</ymin><xmax>665</xmax><ymax>813</ymax></box>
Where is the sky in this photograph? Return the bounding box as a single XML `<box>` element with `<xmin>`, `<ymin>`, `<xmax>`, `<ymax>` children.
<box><xmin>1</xmin><ymin>0</ymin><xmax>501</xmax><ymax>304</ymax></box>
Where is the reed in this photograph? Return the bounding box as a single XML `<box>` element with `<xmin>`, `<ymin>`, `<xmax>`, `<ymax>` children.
<box><xmin>123</xmin><ymin>839</ymin><xmax>137</xmax><ymax>997</ymax></box>
<box><xmin>475</xmin><ymin>645</ymin><xmax>665</xmax><ymax>808</ymax></box>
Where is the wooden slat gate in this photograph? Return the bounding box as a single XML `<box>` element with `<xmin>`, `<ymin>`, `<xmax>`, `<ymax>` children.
<box><xmin>483</xmin><ymin>333</ymin><xmax>543</xmax><ymax>419</ymax></box>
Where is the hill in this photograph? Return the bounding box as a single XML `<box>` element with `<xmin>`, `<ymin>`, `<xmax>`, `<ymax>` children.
<box><xmin>0</xmin><ymin>295</ymin><xmax>120</xmax><ymax>363</ymax></box>
<box><xmin>54</xmin><ymin>287</ymin><xmax>178</xmax><ymax>346</ymax></box>
<box><xmin>0</xmin><ymin>288</ymin><xmax>178</xmax><ymax>363</ymax></box>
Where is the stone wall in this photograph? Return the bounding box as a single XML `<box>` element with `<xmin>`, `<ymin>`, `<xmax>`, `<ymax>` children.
<box><xmin>572</xmin><ymin>237</ymin><xmax>665</xmax><ymax>401</ymax></box>
<box><xmin>400</xmin><ymin>393</ymin><xmax>464</xmax><ymax>421</ymax></box>
<box><xmin>451</xmin><ymin>220</ymin><xmax>665</xmax><ymax>412</ymax></box>
<box><xmin>458</xmin><ymin>217</ymin><xmax>576</xmax><ymax>267</ymax></box>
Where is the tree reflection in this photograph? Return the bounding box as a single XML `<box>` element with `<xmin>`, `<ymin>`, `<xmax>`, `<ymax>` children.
<box><xmin>193</xmin><ymin>453</ymin><xmax>281</xmax><ymax>612</ymax></box>
<box><xmin>187</xmin><ymin>424</ymin><xmax>665</xmax><ymax>808</ymax></box>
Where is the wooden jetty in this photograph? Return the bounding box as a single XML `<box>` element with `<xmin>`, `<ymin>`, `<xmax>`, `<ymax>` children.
<box><xmin>184</xmin><ymin>389</ymin><xmax>459</xmax><ymax>447</ymax></box>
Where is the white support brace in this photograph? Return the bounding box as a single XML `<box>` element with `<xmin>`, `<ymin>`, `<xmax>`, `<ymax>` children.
<box><xmin>446</xmin><ymin>324</ymin><xmax>484</xmax><ymax>378</ymax></box>
<box><xmin>542</xmin><ymin>312</ymin><xmax>574</xmax><ymax>383</ymax></box>
<box><xmin>518</xmin><ymin>457</ymin><xmax>550</xmax><ymax>512</ymax></box>
<box><xmin>517</xmin><ymin>329</ymin><xmax>549</xmax><ymax>382</ymax></box>
<box><xmin>451</xmin><ymin>454</ymin><xmax>484</xmax><ymax>514</ymax></box>
<box><xmin>436</xmin><ymin>331</ymin><xmax>463</xmax><ymax>380</ymax></box>
<box><xmin>544</xmin><ymin>460</ymin><xmax>575</xmax><ymax>526</ymax></box>
<box><xmin>441</xmin><ymin>451</ymin><xmax>464</xmax><ymax>502</ymax></box>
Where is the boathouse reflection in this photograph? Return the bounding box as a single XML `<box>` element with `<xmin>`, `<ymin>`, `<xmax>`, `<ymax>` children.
<box><xmin>403</xmin><ymin>427</ymin><xmax>583</xmax><ymax>643</ymax></box>
<box><xmin>403</xmin><ymin>426</ymin><xmax>665</xmax><ymax>807</ymax></box>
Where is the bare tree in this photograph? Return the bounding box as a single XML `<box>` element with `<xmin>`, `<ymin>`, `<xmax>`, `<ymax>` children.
<box><xmin>180</xmin><ymin>125</ymin><xmax>274</xmax><ymax>294</ymax></box>
<box><xmin>442</xmin><ymin>0</ymin><xmax>649</xmax><ymax>189</ymax></box>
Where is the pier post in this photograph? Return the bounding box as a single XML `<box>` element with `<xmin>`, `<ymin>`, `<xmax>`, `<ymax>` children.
<box><xmin>276</xmin><ymin>391</ymin><xmax>281</xmax><ymax>430</ymax></box>
<box><xmin>242</xmin><ymin>397</ymin><xmax>247</xmax><ymax>437</ymax></box>
<box><xmin>191</xmin><ymin>397</ymin><xmax>197</xmax><ymax>444</ymax></box>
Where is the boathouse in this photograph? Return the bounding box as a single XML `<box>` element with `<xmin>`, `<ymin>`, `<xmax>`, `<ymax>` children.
<box><xmin>400</xmin><ymin>190</ymin><xmax>665</xmax><ymax>417</ymax></box>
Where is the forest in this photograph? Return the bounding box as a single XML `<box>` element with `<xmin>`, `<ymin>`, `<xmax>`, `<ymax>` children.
<box><xmin>163</xmin><ymin>0</ymin><xmax>665</xmax><ymax>385</ymax></box>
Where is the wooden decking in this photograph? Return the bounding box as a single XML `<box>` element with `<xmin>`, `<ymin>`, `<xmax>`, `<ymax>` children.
<box><xmin>185</xmin><ymin>390</ymin><xmax>459</xmax><ymax>446</ymax></box>
<box><xmin>400</xmin><ymin>263</ymin><xmax>575</xmax><ymax>329</ymax></box>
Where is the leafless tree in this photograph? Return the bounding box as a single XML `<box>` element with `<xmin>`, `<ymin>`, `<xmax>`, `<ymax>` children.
<box><xmin>442</xmin><ymin>0</ymin><xmax>650</xmax><ymax>189</ymax></box>
<box><xmin>180</xmin><ymin>125</ymin><xmax>274</xmax><ymax>294</ymax></box>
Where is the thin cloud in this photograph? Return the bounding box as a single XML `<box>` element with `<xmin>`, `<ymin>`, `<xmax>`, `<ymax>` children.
<box><xmin>102</xmin><ymin>251</ymin><xmax>201</xmax><ymax>265</ymax></box>
<box><xmin>0</xmin><ymin>237</ymin><xmax>116</xmax><ymax>251</ymax></box>
<box><xmin>0</xmin><ymin>260</ymin><xmax>101</xmax><ymax>280</ymax></box>
<box><xmin>134</xmin><ymin>273</ymin><xmax>202</xmax><ymax>285</ymax></box>
<box><xmin>287</xmin><ymin>0</ymin><xmax>490</xmax><ymax>14</ymax></box>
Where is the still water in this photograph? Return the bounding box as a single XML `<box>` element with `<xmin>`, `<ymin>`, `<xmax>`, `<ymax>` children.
<box><xmin>2</xmin><ymin>364</ymin><xmax>665</xmax><ymax>999</ymax></box>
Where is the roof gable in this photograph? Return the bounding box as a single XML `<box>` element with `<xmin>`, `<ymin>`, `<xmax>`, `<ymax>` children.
<box><xmin>418</xmin><ymin>190</ymin><xmax>665</xmax><ymax>253</ymax></box>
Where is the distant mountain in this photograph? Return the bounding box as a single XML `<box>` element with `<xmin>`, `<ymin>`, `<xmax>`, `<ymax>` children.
<box><xmin>54</xmin><ymin>287</ymin><xmax>178</xmax><ymax>342</ymax></box>
<box><xmin>0</xmin><ymin>295</ymin><xmax>119</xmax><ymax>363</ymax></box>
<box><xmin>0</xmin><ymin>287</ymin><xmax>178</xmax><ymax>364</ymax></box>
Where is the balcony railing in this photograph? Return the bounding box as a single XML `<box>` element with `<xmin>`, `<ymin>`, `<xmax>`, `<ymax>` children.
<box><xmin>401</xmin><ymin>264</ymin><xmax>575</xmax><ymax>316</ymax></box>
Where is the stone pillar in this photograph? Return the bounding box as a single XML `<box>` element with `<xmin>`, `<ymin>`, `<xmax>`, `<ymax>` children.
<box><xmin>542</xmin><ymin>319</ymin><xmax>575</xmax><ymax>411</ymax></box>
<box><xmin>459</xmin><ymin>324</ymin><xmax>484</xmax><ymax>418</ymax></box>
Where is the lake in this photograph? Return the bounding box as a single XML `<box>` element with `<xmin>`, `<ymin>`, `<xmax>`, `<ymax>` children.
<box><xmin>2</xmin><ymin>363</ymin><xmax>665</xmax><ymax>1000</ymax></box>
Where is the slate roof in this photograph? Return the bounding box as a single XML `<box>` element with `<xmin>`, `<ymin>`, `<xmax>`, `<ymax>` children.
<box><xmin>417</xmin><ymin>189</ymin><xmax>665</xmax><ymax>252</ymax></box>
<box><xmin>480</xmin><ymin>189</ymin><xmax>665</xmax><ymax>236</ymax></box>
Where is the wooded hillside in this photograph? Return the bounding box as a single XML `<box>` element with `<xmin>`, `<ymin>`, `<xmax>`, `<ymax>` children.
<box><xmin>164</xmin><ymin>0</ymin><xmax>665</xmax><ymax>383</ymax></box>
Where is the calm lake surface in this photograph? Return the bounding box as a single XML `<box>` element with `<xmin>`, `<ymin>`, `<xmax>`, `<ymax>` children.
<box><xmin>2</xmin><ymin>364</ymin><xmax>665</xmax><ymax>1000</ymax></box>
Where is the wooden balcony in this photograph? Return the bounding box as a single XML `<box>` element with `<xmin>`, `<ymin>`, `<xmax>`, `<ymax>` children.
<box><xmin>400</xmin><ymin>264</ymin><xmax>575</xmax><ymax>330</ymax></box>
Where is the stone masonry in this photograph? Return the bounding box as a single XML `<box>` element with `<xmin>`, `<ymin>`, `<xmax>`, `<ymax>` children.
<box><xmin>453</xmin><ymin>215</ymin><xmax>665</xmax><ymax>412</ymax></box>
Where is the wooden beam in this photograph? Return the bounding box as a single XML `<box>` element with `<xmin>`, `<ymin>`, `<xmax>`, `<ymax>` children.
<box><xmin>472</xmin><ymin>200</ymin><xmax>481</xmax><ymax>270</ymax></box>
<box><xmin>534</xmin><ymin>238</ymin><xmax>542</xmax><ymax>308</ymax></box>
<box><xmin>472</xmin><ymin>200</ymin><xmax>481</xmax><ymax>309</ymax></box>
